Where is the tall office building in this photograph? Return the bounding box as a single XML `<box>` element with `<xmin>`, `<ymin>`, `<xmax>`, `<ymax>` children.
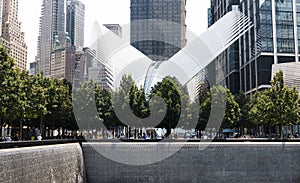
<box><xmin>1</xmin><ymin>0</ymin><xmax>27</xmax><ymax>70</ymax></box>
<box><xmin>240</xmin><ymin>0</ymin><xmax>300</xmax><ymax>94</ymax></box>
<box><xmin>66</xmin><ymin>0</ymin><xmax>85</xmax><ymax>50</ymax></box>
<box><xmin>198</xmin><ymin>0</ymin><xmax>240</xmax><ymax>95</ymax></box>
<box><xmin>0</xmin><ymin>0</ymin><xmax>10</xmax><ymax>57</ymax></box>
<box><xmin>0</xmin><ymin>0</ymin><xmax>3</xmax><ymax>37</ymax></box>
<box><xmin>130</xmin><ymin>0</ymin><xmax>187</xmax><ymax>61</ymax></box>
<box><xmin>36</xmin><ymin>0</ymin><xmax>65</xmax><ymax>77</ymax></box>
<box><xmin>203</xmin><ymin>0</ymin><xmax>300</xmax><ymax>95</ymax></box>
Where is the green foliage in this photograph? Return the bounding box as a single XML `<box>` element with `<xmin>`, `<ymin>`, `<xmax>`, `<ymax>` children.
<box><xmin>197</xmin><ymin>85</ymin><xmax>240</xmax><ymax>130</ymax></box>
<box><xmin>149</xmin><ymin>76</ymin><xmax>191</xmax><ymax>135</ymax></box>
<box><xmin>235</xmin><ymin>91</ymin><xmax>253</xmax><ymax>129</ymax></box>
<box><xmin>0</xmin><ymin>46</ymin><xmax>16</xmax><ymax>122</ymax></box>
<box><xmin>0</xmin><ymin>47</ymin><xmax>79</xmax><ymax>137</ymax></box>
<box><xmin>196</xmin><ymin>87</ymin><xmax>210</xmax><ymax>130</ymax></box>
<box><xmin>44</xmin><ymin>78</ymin><xmax>75</xmax><ymax>130</ymax></box>
<box><xmin>129</xmin><ymin>85</ymin><xmax>150</xmax><ymax>119</ymax></box>
<box><xmin>1</xmin><ymin>37</ymin><xmax>299</xmax><ymax>141</ymax></box>
<box><xmin>73</xmin><ymin>81</ymin><xmax>101</xmax><ymax>130</ymax></box>
<box><xmin>111</xmin><ymin>75</ymin><xmax>151</xmax><ymax>128</ymax></box>
<box><xmin>249</xmin><ymin>90</ymin><xmax>273</xmax><ymax>127</ymax></box>
<box><xmin>95</xmin><ymin>84</ymin><xmax>114</xmax><ymax>127</ymax></box>
<box><xmin>249</xmin><ymin>71</ymin><xmax>300</xmax><ymax>138</ymax></box>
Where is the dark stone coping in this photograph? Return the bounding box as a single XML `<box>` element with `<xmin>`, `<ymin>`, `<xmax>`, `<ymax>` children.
<box><xmin>0</xmin><ymin>139</ymin><xmax>82</xmax><ymax>149</ymax></box>
<box><xmin>1</xmin><ymin>138</ymin><xmax>300</xmax><ymax>149</ymax></box>
<box><xmin>119</xmin><ymin>138</ymin><xmax>300</xmax><ymax>143</ymax></box>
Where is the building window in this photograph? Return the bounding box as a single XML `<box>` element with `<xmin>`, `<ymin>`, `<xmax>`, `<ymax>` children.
<box><xmin>257</xmin><ymin>56</ymin><xmax>273</xmax><ymax>85</ymax></box>
<box><xmin>276</xmin><ymin>1</ymin><xmax>295</xmax><ymax>53</ymax></box>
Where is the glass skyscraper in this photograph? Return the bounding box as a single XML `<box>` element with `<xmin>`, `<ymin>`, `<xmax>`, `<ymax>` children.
<box><xmin>130</xmin><ymin>0</ymin><xmax>187</xmax><ymax>61</ymax></box>
<box><xmin>205</xmin><ymin>0</ymin><xmax>300</xmax><ymax>95</ymax></box>
<box><xmin>36</xmin><ymin>0</ymin><xmax>65</xmax><ymax>77</ymax></box>
<box><xmin>203</xmin><ymin>0</ymin><xmax>240</xmax><ymax>94</ymax></box>
<box><xmin>240</xmin><ymin>0</ymin><xmax>299</xmax><ymax>94</ymax></box>
<box><xmin>66</xmin><ymin>0</ymin><xmax>85</xmax><ymax>50</ymax></box>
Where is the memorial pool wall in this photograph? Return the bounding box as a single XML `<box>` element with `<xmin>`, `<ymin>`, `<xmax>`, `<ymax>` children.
<box><xmin>1</xmin><ymin>142</ymin><xmax>300</xmax><ymax>182</ymax></box>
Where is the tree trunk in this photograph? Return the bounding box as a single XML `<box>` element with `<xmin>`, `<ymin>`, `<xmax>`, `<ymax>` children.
<box><xmin>134</xmin><ymin>128</ymin><xmax>136</xmax><ymax>139</ymax></box>
<box><xmin>0</xmin><ymin>119</ymin><xmax>2</xmax><ymax>137</ymax></box>
<box><xmin>269</xmin><ymin>126</ymin><xmax>272</xmax><ymax>139</ymax></box>
<box><xmin>280</xmin><ymin>124</ymin><xmax>283</xmax><ymax>139</ymax></box>
<box><xmin>62</xmin><ymin>128</ymin><xmax>65</xmax><ymax>138</ymax></box>
<box><xmin>48</xmin><ymin>128</ymin><xmax>51</xmax><ymax>138</ymax></box>
<box><xmin>39</xmin><ymin>121</ymin><xmax>44</xmax><ymax>138</ymax></box>
<box><xmin>20</xmin><ymin>118</ymin><xmax>23</xmax><ymax>140</ymax></box>
<box><xmin>166</xmin><ymin>128</ymin><xmax>171</xmax><ymax>137</ymax></box>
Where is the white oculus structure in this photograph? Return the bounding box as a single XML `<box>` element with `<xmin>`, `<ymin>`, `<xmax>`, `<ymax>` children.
<box><xmin>73</xmin><ymin>9</ymin><xmax>253</xmax><ymax>166</ymax></box>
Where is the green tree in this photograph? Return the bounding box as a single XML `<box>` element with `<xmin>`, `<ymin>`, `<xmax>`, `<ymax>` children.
<box><xmin>129</xmin><ymin>85</ymin><xmax>150</xmax><ymax>126</ymax></box>
<box><xmin>269</xmin><ymin>71</ymin><xmax>300</xmax><ymax>138</ymax></box>
<box><xmin>5</xmin><ymin>69</ymin><xmax>37</xmax><ymax>139</ymax></box>
<box><xmin>235</xmin><ymin>91</ymin><xmax>253</xmax><ymax>133</ymax></box>
<box><xmin>112</xmin><ymin>75</ymin><xmax>137</xmax><ymax>128</ymax></box>
<box><xmin>73</xmin><ymin>81</ymin><xmax>101</xmax><ymax>132</ymax></box>
<box><xmin>196</xmin><ymin>86</ymin><xmax>210</xmax><ymax>131</ymax></box>
<box><xmin>112</xmin><ymin>75</ymin><xmax>153</xmax><ymax>129</ymax></box>
<box><xmin>57</xmin><ymin>79</ymin><xmax>76</xmax><ymax>132</ymax></box>
<box><xmin>149</xmin><ymin>76</ymin><xmax>191</xmax><ymax>136</ymax></box>
<box><xmin>95</xmin><ymin>85</ymin><xmax>114</xmax><ymax>128</ymax></box>
<box><xmin>28</xmin><ymin>74</ymin><xmax>48</xmax><ymax>131</ymax></box>
<box><xmin>249</xmin><ymin>71</ymin><xmax>300</xmax><ymax>138</ymax></box>
<box><xmin>0</xmin><ymin>46</ymin><xmax>16</xmax><ymax>132</ymax></box>
<box><xmin>249</xmin><ymin>90</ymin><xmax>274</xmax><ymax>137</ymax></box>
<box><xmin>43</xmin><ymin>78</ymin><xmax>75</xmax><ymax>136</ymax></box>
<box><xmin>198</xmin><ymin>85</ymin><xmax>240</xmax><ymax>130</ymax></box>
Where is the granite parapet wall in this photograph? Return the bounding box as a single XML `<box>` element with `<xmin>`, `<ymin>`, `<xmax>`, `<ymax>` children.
<box><xmin>1</xmin><ymin>142</ymin><xmax>300</xmax><ymax>183</ymax></box>
<box><xmin>82</xmin><ymin>142</ymin><xmax>300</xmax><ymax>183</ymax></box>
<box><xmin>0</xmin><ymin>143</ymin><xmax>84</xmax><ymax>183</ymax></box>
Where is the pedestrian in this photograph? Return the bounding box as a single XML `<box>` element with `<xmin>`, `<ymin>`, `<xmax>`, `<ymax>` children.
<box><xmin>5</xmin><ymin>135</ymin><xmax>11</xmax><ymax>142</ymax></box>
<box><xmin>13</xmin><ymin>134</ymin><xmax>20</xmax><ymax>141</ymax></box>
<box><xmin>37</xmin><ymin>134</ymin><xmax>42</xmax><ymax>141</ymax></box>
<box><xmin>142</xmin><ymin>133</ymin><xmax>147</xmax><ymax>140</ymax></box>
<box><xmin>31</xmin><ymin>135</ymin><xmax>35</xmax><ymax>140</ymax></box>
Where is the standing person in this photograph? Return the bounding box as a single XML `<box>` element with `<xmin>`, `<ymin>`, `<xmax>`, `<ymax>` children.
<box><xmin>37</xmin><ymin>134</ymin><xmax>42</xmax><ymax>141</ymax></box>
<box><xmin>142</xmin><ymin>133</ymin><xmax>147</xmax><ymax>140</ymax></box>
<box><xmin>13</xmin><ymin>134</ymin><xmax>20</xmax><ymax>141</ymax></box>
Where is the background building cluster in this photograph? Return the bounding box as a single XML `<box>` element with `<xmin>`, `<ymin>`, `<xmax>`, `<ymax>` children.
<box><xmin>5</xmin><ymin>0</ymin><xmax>300</xmax><ymax>95</ymax></box>
<box><xmin>31</xmin><ymin>0</ymin><xmax>120</xmax><ymax>90</ymax></box>
<box><xmin>198</xmin><ymin>0</ymin><xmax>300</xmax><ymax>96</ymax></box>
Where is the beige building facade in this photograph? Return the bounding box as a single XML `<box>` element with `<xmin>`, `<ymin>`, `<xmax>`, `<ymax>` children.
<box><xmin>272</xmin><ymin>62</ymin><xmax>300</xmax><ymax>92</ymax></box>
<box><xmin>1</xmin><ymin>0</ymin><xmax>27</xmax><ymax>70</ymax></box>
<box><xmin>50</xmin><ymin>38</ymin><xmax>77</xmax><ymax>83</ymax></box>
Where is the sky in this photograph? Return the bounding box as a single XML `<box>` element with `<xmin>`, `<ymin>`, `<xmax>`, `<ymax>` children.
<box><xmin>18</xmin><ymin>0</ymin><xmax>210</xmax><ymax>67</ymax></box>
